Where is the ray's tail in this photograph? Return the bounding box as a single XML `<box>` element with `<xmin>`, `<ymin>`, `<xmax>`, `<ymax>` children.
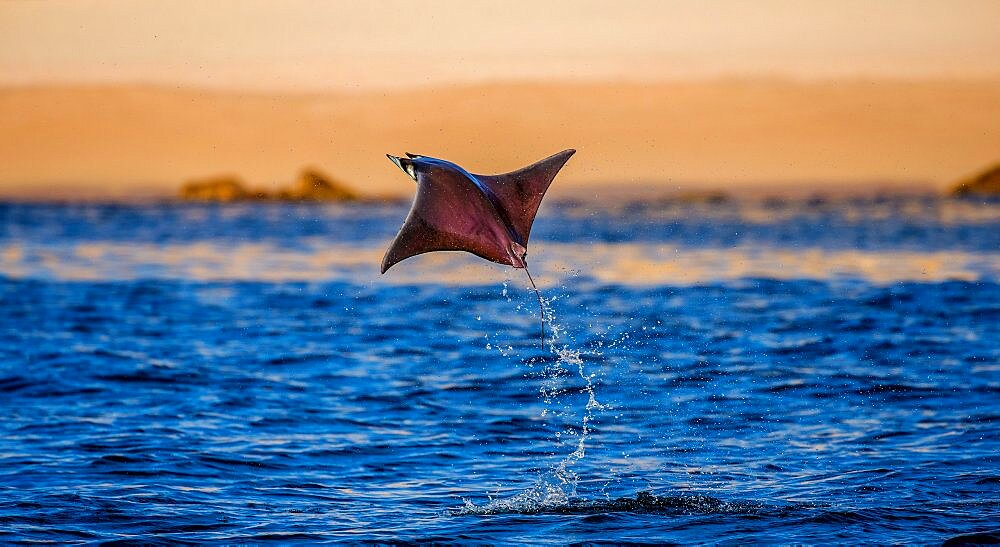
<box><xmin>523</xmin><ymin>266</ymin><xmax>547</xmax><ymax>347</ymax></box>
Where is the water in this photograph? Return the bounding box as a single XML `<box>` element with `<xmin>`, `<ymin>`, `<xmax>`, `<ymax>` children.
<box><xmin>0</xmin><ymin>197</ymin><xmax>998</xmax><ymax>542</ymax></box>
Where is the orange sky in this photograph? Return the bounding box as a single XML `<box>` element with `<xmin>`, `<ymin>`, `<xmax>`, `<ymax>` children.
<box><xmin>2</xmin><ymin>1</ymin><xmax>999</xmax><ymax>199</ymax></box>
<box><xmin>3</xmin><ymin>0</ymin><xmax>1000</xmax><ymax>90</ymax></box>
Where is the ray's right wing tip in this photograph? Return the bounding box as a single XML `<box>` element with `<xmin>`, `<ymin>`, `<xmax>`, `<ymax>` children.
<box><xmin>543</xmin><ymin>148</ymin><xmax>576</xmax><ymax>168</ymax></box>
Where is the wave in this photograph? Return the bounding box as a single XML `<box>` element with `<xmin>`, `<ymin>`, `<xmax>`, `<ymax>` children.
<box><xmin>456</xmin><ymin>490</ymin><xmax>792</xmax><ymax>516</ymax></box>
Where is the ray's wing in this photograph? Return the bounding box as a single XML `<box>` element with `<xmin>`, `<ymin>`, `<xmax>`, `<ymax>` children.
<box><xmin>474</xmin><ymin>149</ymin><xmax>575</xmax><ymax>246</ymax></box>
<box><xmin>381</xmin><ymin>165</ymin><xmax>515</xmax><ymax>274</ymax></box>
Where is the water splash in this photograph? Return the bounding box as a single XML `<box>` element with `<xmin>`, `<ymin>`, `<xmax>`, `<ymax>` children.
<box><xmin>458</xmin><ymin>481</ymin><xmax>571</xmax><ymax>515</ymax></box>
<box><xmin>465</xmin><ymin>280</ymin><xmax>607</xmax><ymax>513</ymax></box>
<box><xmin>541</xmin><ymin>289</ymin><xmax>608</xmax><ymax>494</ymax></box>
<box><xmin>456</xmin><ymin>490</ymin><xmax>779</xmax><ymax>516</ymax></box>
<box><xmin>548</xmin><ymin>344</ymin><xmax>605</xmax><ymax>495</ymax></box>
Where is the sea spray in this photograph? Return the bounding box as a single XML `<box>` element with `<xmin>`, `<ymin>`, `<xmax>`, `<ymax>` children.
<box><xmin>541</xmin><ymin>287</ymin><xmax>611</xmax><ymax>487</ymax></box>
<box><xmin>549</xmin><ymin>345</ymin><xmax>605</xmax><ymax>495</ymax></box>
<box><xmin>464</xmin><ymin>281</ymin><xmax>607</xmax><ymax>513</ymax></box>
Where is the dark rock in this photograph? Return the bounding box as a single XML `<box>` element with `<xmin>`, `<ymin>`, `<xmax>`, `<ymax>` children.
<box><xmin>951</xmin><ymin>163</ymin><xmax>1000</xmax><ymax>196</ymax></box>
<box><xmin>279</xmin><ymin>167</ymin><xmax>359</xmax><ymax>202</ymax></box>
<box><xmin>178</xmin><ymin>175</ymin><xmax>250</xmax><ymax>202</ymax></box>
<box><xmin>177</xmin><ymin>167</ymin><xmax>362</xmax><ymax>202</ymax></box>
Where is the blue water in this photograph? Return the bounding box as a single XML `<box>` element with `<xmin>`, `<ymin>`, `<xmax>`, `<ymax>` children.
<box><xmin>1</xmin><ymin>198</ymin><xmax>998</xmax><ymax>542</ymax></box>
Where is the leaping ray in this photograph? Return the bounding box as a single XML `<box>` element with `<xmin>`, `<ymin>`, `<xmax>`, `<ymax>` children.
<box><xmin>381</xmin><ymin>149</ymin><xmax>576</xmax><ymax>343</ymax></box>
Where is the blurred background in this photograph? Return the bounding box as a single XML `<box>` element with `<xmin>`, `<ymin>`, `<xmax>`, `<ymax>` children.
<box><xmin>1</xmin><ymin>0</ymin><xmax>999</xmax><ymax>200</ymax></box>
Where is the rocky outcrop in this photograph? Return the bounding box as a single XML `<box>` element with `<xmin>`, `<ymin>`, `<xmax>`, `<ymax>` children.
<box><xmin>276</xmin><ymin>168</ymin><xmax>359</xmax><ymax>202</ymax></box>
<box><xmin>950</xmin><ymin>162</ymin><xmax>1000</xmax><ymax>196</ymax></box>
<box><xmin>178</xmin><ymin>167</ymin><xmax>361</xmax><ymax>202</ymax></box>
<box><xmin>178</xmin><ymin>175</ymin><xmax>250</xmax><ymax>202</ymax></box>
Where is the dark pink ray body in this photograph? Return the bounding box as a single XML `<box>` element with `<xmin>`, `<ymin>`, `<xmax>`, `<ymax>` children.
<box><xmin>381</xmin><ymin>149</ymin><xmax>575</xmax><ymax>274</ymax></box>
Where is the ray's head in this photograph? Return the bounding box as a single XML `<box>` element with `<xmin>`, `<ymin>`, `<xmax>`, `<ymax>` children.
<box><xmin>387</xmin><ymin>152</ymin><xmax>461</xmax><ymax>184</ymax></box>
<box><xmin>386</xmin><ymin>154</ymin><xmax>418</xmax><ymax>182</ymax></box>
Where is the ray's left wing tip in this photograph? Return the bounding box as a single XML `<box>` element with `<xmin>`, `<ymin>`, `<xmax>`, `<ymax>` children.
<box><xmin>380</xmin><ymin>252</ymin><xmax>395</xmax><ymax>274</ymax></box>
<box><xmin>380</xmin><ymin>245</ymin><xmax>394</xmax><ymax>274</ymax></box>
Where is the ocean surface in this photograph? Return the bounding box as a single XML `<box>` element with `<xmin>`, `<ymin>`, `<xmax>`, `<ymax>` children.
<box><xmin>0</xmin><ymin>197</ymin><xmax>998</xmax><ymax>543</ymax></box>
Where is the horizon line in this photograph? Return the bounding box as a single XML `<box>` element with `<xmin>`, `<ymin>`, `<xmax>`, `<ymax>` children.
<box><xmin>0</xmin><ymin>179</ymin><xmax>946</xmax><ymax>204</ymax></box>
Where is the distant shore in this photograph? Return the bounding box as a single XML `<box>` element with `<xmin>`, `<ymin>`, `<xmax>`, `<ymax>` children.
<box><xmin>5</xmin><ymin>187</ymin><xmax>999</xmax><ymax>207</ymax></box>
<box><xmin>0</xmin><ymin>176</ymin><xmax>954</xmax><ymax>204</ymax></box>
<box><xmin>175</xmin><ymin>167</ymin><xmax>402</xmax><ymax>204</ymax></box>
